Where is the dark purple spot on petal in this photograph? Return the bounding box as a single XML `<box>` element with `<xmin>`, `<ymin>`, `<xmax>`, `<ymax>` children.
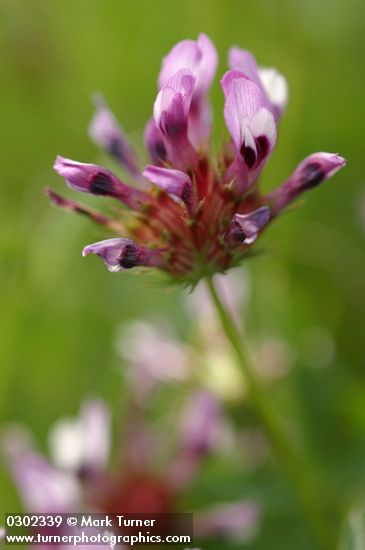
<box><xmin>109</xmin><ymin>138</ymin><xmax>128</xmax><ymax>163</ymax></box>
<box><xmin>235</xmin><ymin>229</ymin><xmax>247</xmax><ymax>242</ymax></box>
<box><xmin>74</xmin><ymin>206</ymin><xmax>91</xmax><ymax>217</ymax></box>
<box><xmin>160</xmin><ymin>100</ymin><xmax>186</xmax><ymax>138</ymax></box>
<box><xmin>119</xmin><ymin>244</ymin><xmax>139</xmax><ymax>269</ymax></box>
<box><xmin>240</xmin><ymin>145</ymin><xmax>256</xmax><ymax>169</ymax></box>
<box><xmin>154</xmin><ymin>141</ymin><xmax>167</xmax><ymax>161</ymax></box>
<box><xmin>257</xmin><ymin>136</ymin><xmax>269</xmax><ymax>160</ymax></box>
<box><xmin>231</xmin><ymin>220</ymin><xmax>247</xmax><ymax>243</ymax></box>
<box><xmin>90</xmin><ymin>172</ymin><xmax>115</xmax><ymax>195</ymax></box>
<box><xmin>300</xmin><ymin>162</ymin><xmax>325</xmax><ymax>189</ymax></box>
<box><xmin>165</xmin><ymin>119</ymin><xmax>184</xmax><ymax>137</ymax></box>
<box><xmin>181</xmin><ymin>184</ymin><xmax>192</xmax><ymax>206</ymax></box>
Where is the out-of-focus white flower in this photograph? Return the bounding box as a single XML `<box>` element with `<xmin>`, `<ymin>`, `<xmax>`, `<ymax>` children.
<box><xmin>48</xmin><ymin>399</ymin><xmax>110</xmax><ymax>474</ymax></box>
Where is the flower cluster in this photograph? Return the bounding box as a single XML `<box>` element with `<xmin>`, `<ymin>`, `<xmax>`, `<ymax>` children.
<box><xmin>3</xmin><ymin>394</ymin><xmax>257</xmax><ymax>547</ymax></box>
<box><xmin>48</xmin><ymin>34</ymin><xmax>345</xmax><ymax>284</ymax></box>
<box><xmin>2</xmin><ymin>308</ymin><xmax>261</xmax><ymax>546</ymax></box>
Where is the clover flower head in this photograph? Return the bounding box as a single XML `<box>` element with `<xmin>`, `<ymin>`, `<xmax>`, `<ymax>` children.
<box><xmin>49</xmin><ymin>34</ymin><xmax>345</xmax><ymax>285</ymax></box>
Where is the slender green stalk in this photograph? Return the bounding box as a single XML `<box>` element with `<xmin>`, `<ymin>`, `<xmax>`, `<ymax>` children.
<box><xmin>205</xmin><ymin>276</ymin><xmax>333</xmax><ymax>550</ymax></box>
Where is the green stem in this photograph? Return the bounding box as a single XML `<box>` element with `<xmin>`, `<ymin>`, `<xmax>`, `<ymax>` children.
<box><xmin>205</xmin><ymin>276</ymin><xmax>333</xmax><ymax>550</ymax></box>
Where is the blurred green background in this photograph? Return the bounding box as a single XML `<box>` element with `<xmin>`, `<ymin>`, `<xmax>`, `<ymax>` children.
<box><xmin>1</xmin><ymin>0</ymin><xmax>365</xmax><ymax>548</ymax></box>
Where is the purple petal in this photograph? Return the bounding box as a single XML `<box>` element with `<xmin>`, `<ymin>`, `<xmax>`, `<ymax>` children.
<box><xmin>224</xmin><ymin>154</ymin><xmax>249</xmax><ymax>195</ymax></box>
<box><xmin>228</xmin><ymin>47</ymin><xmax>288</xmax><ymax>119</ymax></box>
<box><xmin>169</xmin><ymin>391</ymin><xmax>226</xmax><ymax>487</ymax></box>
<box><xmin>154</xmin><ymin>69</ymin><xmax>197</xmax><ymax>168</ymax></box>
<box><xmin>188</xmin><ymin>34</ymin><xmax>218</xmax><ymax>146</ymax></box>
<box><xmin>228</xmin><ymin>47</ymin><xmax>262</xmax><ymax>87</ymax></box>
<box><xmin>158</xmin><ymin>33</ymin><xmax>217</xmax><ymax>148</ymax></box>
<box><xmin>82</xmin><ymin>238</ymin><xmax>163</xmax><ymax>272</ymax></box>
<box><xmin>159</xmin><ymin>39</ymin><xmax>200</xmax><ymax>89</ymax></box>
<box><xmin>158</xmin><ymin>33</ymin><xmax>217</xmax><ymax>98</ymax></box>
<box><xmin>222</xmin><ymin>72</ymin><xmax>267</xmax><ymax>151</ymax></box>
<box><xmin>250</xmin><ymin>108</ymin><xmax>276</xmax><ymax>147</ymax></box>
<box><xmin>88</xmin><ymin>95</ymin><xmax>140</xmax><ymax>176</ymax></box>
<box><xmin>143</xmin><ymin>165</ymin><xmax>195</xmax><ymax>214</ymax></box>
<box><xmin>155</xmin><ymin>68</ymin><xmax>195</xmax><ymax>120</ymax></box>
<box><xmin>241</xmin><ymin>114</ymin><xmax>276</xmax><ymax>186</ymax></box>
<box><xmin>154</xmin><ymin>69</ymin><xmax>195</xmax><ymax>132</ymax></box>
<box><xmin>229</xmin><ymin>206</ymin><xmax>270</xmax><ymax>245</ymax></box>
<box><xmin>117</xmin><ymin>321</ymin><xmax>191</xmax><ymax>403</ymax></box>
<box><xmin>2</xmin><ymin>427</ymin><xmax>80</xmax><ymax>512</ymax></box>
<box><xmin>53</xmin><ymin>156</ymin><xmax>147</xmax><ymax>210</ymax></box>
<box><xmin>195</xmin><ymin>33</ymin><xmax>218</xmax><ymax>95</ymax></box>
<box><xmin>249</xmin><ymin>108</ymin><xmax>277</xmax><ymax>165</ymax></box>
<box><xmin>188</xmin><ymin>95</ymin><xmax>212</xmax><ymax>148</ymax></box>
<box><xmin>221</xmin><ymin>70</ymin><xmax>249</xmax><ymax>98</ymax></box>
<box><xmin>144</xmin><ymin>117</ymin><xmax>167</xmax><ymax>165</ymax></box>
<box><xmin>179</xmin><ymin>391</ymin><xmax>224</xmax><ymax>456</ymax></box>
<box><xmin>222</xmin><ymin>72</ymin><xmax>277</xmax><ymax>179</ymax></box>
<box><xmin>268</xmin><ymin>152</ymin><xmax>346</xmax><ymax>213</ymax></box>
<box><xmin>46</xmin><ymin>187</ymin><xmax>124</xmax><ymax>232</ymax></box>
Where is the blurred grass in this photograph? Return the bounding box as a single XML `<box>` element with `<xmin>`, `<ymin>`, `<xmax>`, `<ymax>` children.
<box><xmin>0</xmin><ymin>0</ymin><xmax>365</xmax><ymax>547</ymax></box>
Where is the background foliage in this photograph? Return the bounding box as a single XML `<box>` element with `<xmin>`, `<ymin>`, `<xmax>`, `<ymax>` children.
<box><xmin>1</xmin><ymin>0</ymin><xmax>365</xmax><ymax>548</ymax></box>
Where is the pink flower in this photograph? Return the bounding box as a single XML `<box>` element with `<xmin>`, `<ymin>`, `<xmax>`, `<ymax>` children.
<box><xmin>2</xmin><ymin>399</ymin><xmax>110</xmax><ymax>514</ymax></box>
<box><xmin>48</xmin><ymin>34</ymin><xmax>345</xmax><ymax>285</ymax></box>
<box><xmin>3</xmin><ymin>392</ymin><xmax>259</xmax><ymax>544</ymax></box>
